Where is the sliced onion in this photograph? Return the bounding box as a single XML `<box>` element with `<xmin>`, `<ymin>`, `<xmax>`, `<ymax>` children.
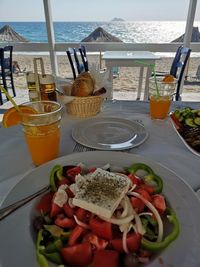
<box><xmin>122</xmin><ymin>227</ymin><xmax>129</xmax><ymax>254</ymax></box>
<box><xmin>100</xmin><ymin>214</ymin><xmax>134</xmax><ymax>225</ymax></box>
<box><xmin>68</xmin><ymin>198</ymin><xmax>75</xmax><ymax>208</ymax></box>
<box><xmin>69</xmin><ymin>183</ymin><xmax>76</xmax><ymax>194</ymax></box>
<box><xmin>139</xmin><ymin>212</ymin><xmax>153</xmax><ymax>217</ymax></box>
<box><xmin>128</xmin><ymin>192</ymin><xmax>163</xmax><ymax>242</ymax></box>
<box><xmin>128</xmin><ymin>184</ymin><xmax>137</xmax><ymax>193</ymax></box>
<box><xmin>119</xmin><ymin>198</ymin><xmax>128</xmax><ymax>218</ymax></box>
<box><xmin>126</xmin><ymin>196</ymin><xmax>145</xmax><ymax>235</ymax></box>
<box><xmin>74</xmin><ymin>215</ymin><xmax>90</xmax><ymax>229</ymax></box>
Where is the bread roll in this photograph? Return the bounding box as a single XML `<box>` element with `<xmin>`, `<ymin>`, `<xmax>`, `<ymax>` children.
<box><xmin>71</xmin><ymin>72</ymin><xmax>95</xmax><ymax>97</ymax></box>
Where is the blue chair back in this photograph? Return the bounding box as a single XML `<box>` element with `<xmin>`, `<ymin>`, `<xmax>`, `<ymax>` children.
<box><xmin>66</xmin><ymin>47</ymin><xmax>85</xmax><ymax>80</ymax></box>
<box><xmin>0</xmin><ymin>45</ymin><xmax>15</xmax><ymax>104</ymax></box>
<box><xmin>79</xmin><ymin>45</ymin><xmax>89</xmax><ymax>72</ymax></box>
<box><xmin>174</xmin><ymin>46</ymin><xmax>191</xmax><ymax>100</ymax></box>
<box><xmin>170</xmin><ymin>45</ymin><xmax>183</xmax><ymax>77</ymax></box>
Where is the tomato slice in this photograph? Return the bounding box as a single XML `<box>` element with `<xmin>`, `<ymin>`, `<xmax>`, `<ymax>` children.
<box><xmin>84</xmin><ymin>233</ymin><xmax>108</xmax><ymax>250</ymax></box>
<box><xmin>111</xmin><ymin>232</ymin><xmax>142</xmax><ymax>253</ymax></box>
<box><xmin>63</xmin><ymin>203</ymin><xmax>74</xmax><ymax>218</ymax></box>
<box><xmin>75</xmin><ymin>207</ymin><xmax>87</xmax><ymax>221</ymax></box>
<box><xmin>152</xmin><ymin>194</ymin><xmax>166</xmax><ymax>214</ymax></box>
<box><xmin>139</xmin><ymin>183</ymin><xmax>155</xmax><ymax>194</ymax></box>
<box><xmin>36</xmin><ymin>192</ymin><xmax>54</xmax><ymax>214</ymax></box>
<box><xmin>128</xmin><ymin>174</ymin><xmax>141</xmax><ymax>185</ymax></box>
<box><xmin>92</xmin><ymin>250</ymin><xmax>119</xmax><ymax>267</ymax></box>
<box><xmin>50</xmin><ymin>202</ymin><xmax>62</xmax><ymax>218</ymax></box>
<box><xmin>61</xmin><ymin>242</ymin><xmax>92</xmax><ymax>267</ymax></box>
<box><xmin>130</xmin><ymin>197</ymin><xmax>145</xmax><ymax>213</ymax></box>
<box><xmin>67</xmin><ymin>166</ymin><xmax>82</xmax><ymax>182</ymax></box>
<box><xmin>57</xmin><ymin>177</ymin><xmax>71</xmax><ymax>187</ymax></box>
<box><xmin>90</xmin><ymin>217</ymin><xmax>113</xmax><ymax>240</ymax></box>
<box><xmin>55</xmin><ymin>216</ymin><xmax>76</xmax><ymax>229</ymax></box>
<box><xmin>135</xmin><ymin>188</ymin><xmax>152</xmax><ymax>202</ymax></box>
<box><xmin>68</xmin><ymin>225</ymin><xmax>86</xmax><ymax>246</ymax></box>
<box><xmin>66</xmin><ymin>187</ymin><xmax>75</xmax><ymax>198</ymax></box>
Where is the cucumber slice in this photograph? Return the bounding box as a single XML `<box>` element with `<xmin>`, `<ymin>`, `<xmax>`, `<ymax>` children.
<box><xmin>185</xmin><ymin>118</ymin><xmax>198</xmax><ymax>128</ymax></box>
<box><xmin>182</xmin><ymin>107</ymin><xmax>192</xmax><ymax>116</ymax></box>
<box><xmin>194</xmin><ymin>117</ymin><xmax>200</xmax><ymax>126</ymax></box>
<box><xmin>174</xmin><ymin>109</ymin><xmax>181</xmax><ymax>119</ymax></box>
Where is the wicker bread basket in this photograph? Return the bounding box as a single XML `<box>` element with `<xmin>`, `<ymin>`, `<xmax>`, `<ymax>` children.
<box><xmin>66</xmin><ymin>95</ymin><xmax>104</xmax><ymax>117</ymax></box>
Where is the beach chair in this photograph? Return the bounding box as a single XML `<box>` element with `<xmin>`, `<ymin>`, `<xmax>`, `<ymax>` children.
<box><xmin>0</xmin><ymin>45</ymin><xmax>16</xmax><ymax>105</ymax></box>
<box><xmin>66</xmin><ymin>47</ymin><xmax>85</xmax><ymax>80</ymax></box>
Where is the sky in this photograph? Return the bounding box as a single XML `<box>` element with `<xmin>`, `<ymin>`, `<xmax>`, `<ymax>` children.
<box><xmin>0</xmin><ymin>0</ymin><xmax>200</xmax><ymax>22</ymax></box>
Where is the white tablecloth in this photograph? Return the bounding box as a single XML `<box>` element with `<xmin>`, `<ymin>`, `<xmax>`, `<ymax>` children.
<box><xmin>0</xmin><ymin>100</ymin><xmax>200</xmax><ymax>205</ymax></box>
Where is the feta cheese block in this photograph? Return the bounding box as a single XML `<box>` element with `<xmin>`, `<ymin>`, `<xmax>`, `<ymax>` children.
<box><xmin>72</xmin><ymin>168</ymin><xmax>131</xmax><ymax>219</ymax></box>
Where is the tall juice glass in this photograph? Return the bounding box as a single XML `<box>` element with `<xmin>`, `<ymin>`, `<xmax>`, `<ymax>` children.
<box><xmin>149</xmin><ymin>77</ymin><xmax>177</xmax><ymax>120</ymax></box>
<box><xmin>20</xmin><ymin>101</ymin><xmax>62</xmax><ymax>166</ymax></box>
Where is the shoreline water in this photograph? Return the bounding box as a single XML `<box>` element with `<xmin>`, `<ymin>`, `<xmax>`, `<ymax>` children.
<box><xmin>1</xmin><ymin>21</ymin><xmax>200</xmax><ymax>43</ymax></box>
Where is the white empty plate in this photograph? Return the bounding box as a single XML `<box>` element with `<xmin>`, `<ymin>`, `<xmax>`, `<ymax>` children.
<box><xmin>71</xmin><ymin>117</ymin><xmax>148</xmax><ymax>150</ymax></box>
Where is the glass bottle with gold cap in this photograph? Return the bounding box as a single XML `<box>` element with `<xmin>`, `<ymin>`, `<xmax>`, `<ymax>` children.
<box><xmin>39</xmin><ymin>74</ymin><xmax>57</xmax><ymax>101</ymax></box>
<box><xmin>26</xmin><ymin>72</ymin><xmax>40</xmax><ymax>102</ymax></box>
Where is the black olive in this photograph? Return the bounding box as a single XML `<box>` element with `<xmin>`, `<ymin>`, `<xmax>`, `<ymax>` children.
<box><xmin>33</xmin><ymin>216</ymin><xmax>45</xmax><ymax>231</ymax></box>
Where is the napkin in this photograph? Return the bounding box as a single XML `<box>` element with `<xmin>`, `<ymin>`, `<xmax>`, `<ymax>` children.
<box><xmin>89</xmin><ymin>63</ymin><xmax>110</xmax><ymax>93</ymax></box>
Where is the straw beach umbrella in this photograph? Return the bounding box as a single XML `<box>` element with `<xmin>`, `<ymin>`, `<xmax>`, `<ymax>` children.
<box><xmin>81</xmin><ymin>26</ymin><xmax>123</xmax><ymax>43</ymax></box>
<box><xmin>172</xmin><ymin>26</ymin><xmax>200</xmax><ymax>42</ymax></box>
<box><xmin>0</xmin><ymin>25</ymin><xmax>28</xmax><ymax>42</ymax></box>
<box><xmin>81</xmin><ymin>27</ymin><xmax>123</xmax><ymax>68</ymax></box>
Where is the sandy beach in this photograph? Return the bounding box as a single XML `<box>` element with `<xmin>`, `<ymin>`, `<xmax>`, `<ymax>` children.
<box><xmin>1</xmin><ymin>54</ymin><xmax>200</xmax><ymax>112</ymax></box>
<box><xmin>12</xmin><ymin>53</ymin><xmax>200</xmax><ymax>93</ymax></box>
<box><xmin>0</xmin><ymin>53</ymin><xmax>199</xmax><ymax>122</ymax></box>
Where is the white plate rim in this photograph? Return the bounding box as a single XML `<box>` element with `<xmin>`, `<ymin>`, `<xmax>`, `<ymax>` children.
<box><xmin>0</xmin><ymin>151</ymin><xmax>200</xmax><ymax>267</ymax></box>
<box><xmin>71</xmin><ymin>117</ymin><xmax>148</xmax><ymax>150</ymax></box>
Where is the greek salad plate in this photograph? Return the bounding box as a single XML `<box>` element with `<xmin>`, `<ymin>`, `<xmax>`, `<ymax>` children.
<box><xmin>0</xmin><ymin>151</ymin><xmax>200</xmax><ymax>267</ymax></box>
<box><xmin>71</xmin><ymin>117</ymin><xmax>148</xmax><ymax>150</ymax></box>
<box><xmin>170</xmin><ymin>108</ymin><xmax>200</xmax><ymax>157</ymax></box>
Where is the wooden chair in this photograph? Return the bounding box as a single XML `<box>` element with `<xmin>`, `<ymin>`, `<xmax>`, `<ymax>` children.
<box><xmin>0</xmin><ymin>45</ymin><xmax>16</xmax><ymax>105</ymax></box>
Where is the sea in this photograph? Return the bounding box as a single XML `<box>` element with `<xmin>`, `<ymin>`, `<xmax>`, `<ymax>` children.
<box><xmin>0</xmin><ymin>21</ymin><xmax>200</xmax><ymax>56</ymax></box>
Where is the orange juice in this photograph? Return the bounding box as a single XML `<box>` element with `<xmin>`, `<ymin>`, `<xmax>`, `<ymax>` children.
<box><xmin>24</xmin><ymin>122</ymin><xmax>60</xmax><ymax>166</ymax></box>
<box><xmin>20</xmin><ymin>101</ymin><xmax>62</xmax><ymax>166</ymax></box>
<box><xmin>150</xmin><ymin>95</ymin><xmax>171</xmax><ymax>119</ymax></box>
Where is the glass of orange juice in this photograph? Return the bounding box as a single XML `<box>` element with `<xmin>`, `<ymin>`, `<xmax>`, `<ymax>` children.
<box><xmin>20</xmin><ymin>101</ymin><xmax>62</xmax><ymax>166</ymax></box>
<box><xmin>149</xmin><ymin>77</ymin><xmax>177</xmax><ymax>120</ymax></box>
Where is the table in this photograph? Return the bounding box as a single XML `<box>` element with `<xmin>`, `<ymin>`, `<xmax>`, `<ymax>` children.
<box><xmin>102</xmin><ymin>51</ymin><xmax>160</xmax><ymax>100</ymax></box>
<box><xmin>0</xmin><ymin>100</ymin><xmax>200</xmax><ymax>206</ymax></box>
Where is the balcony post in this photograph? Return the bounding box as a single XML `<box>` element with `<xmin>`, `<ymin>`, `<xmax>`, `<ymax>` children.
<box><xmin>43</xmin><ymin>0</ymin><xmax>59</xmax><ymax>76</ymax></box>
<box><xmin>179</xmin><ymin>0</ymin><xmax>197</xmax><ymax>97</ymax></box>
<box><xmin>183</xmin><ymin>0</ymin><xmax>197</xmax><ymax>48</ymax></box>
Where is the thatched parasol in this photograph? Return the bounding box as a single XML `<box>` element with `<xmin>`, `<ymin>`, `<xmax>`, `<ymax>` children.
<box><xmin>81</xmin><ymin>27</ymin><xmax>123</xmax><ymax>42</ymax></box>
<box><xmin>0</xmin><ymin>25</ymin><xmax>28</xmax><ymax>42</ymax></box>
<box><xmin>81</xmin><ymin>27</ymin><xmax>122</xmax><ymax>68</ymax></box>
<box><xmin>172</xmin><ymin>26</ymin><xmax>200</xmax><ymax>42</ymax></box>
